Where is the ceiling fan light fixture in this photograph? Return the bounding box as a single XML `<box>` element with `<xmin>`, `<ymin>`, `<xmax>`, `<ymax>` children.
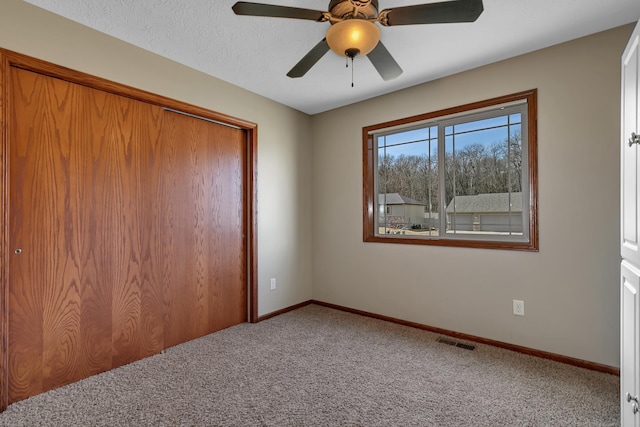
<box><xmin>326</xmin><ymin>19</ymin><xmax>380</xmax><ymax>58</ymax></box>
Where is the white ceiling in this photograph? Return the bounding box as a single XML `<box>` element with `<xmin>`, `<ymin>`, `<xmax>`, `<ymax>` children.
<box><xmin>23</xmin><ymin>0</ymin><xmax>640</xmax><ymax>115</ymax></box>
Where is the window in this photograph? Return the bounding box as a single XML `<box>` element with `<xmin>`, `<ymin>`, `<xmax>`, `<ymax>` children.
<box><xmin>363</xmin><ymin>90</ymin><xmax>538</xmax><ymax>250</ymax></box>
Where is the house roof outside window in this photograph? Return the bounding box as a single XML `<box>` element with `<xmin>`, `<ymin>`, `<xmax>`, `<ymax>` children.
<box><xmin>378</xmin><ymin>193</ymin><xmax>425</xmax><ymax>206</ymax></box>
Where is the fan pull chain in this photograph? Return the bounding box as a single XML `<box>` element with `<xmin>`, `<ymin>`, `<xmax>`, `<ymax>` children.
<box><xmin>345</xmin><ymin>55</ymin><xmax>355</xmax><ymax>87</ymax></box>
<box><xmin>351</xmin><ymin>56</ymin><xmax>355</xmax><ymax>87</ymax></box>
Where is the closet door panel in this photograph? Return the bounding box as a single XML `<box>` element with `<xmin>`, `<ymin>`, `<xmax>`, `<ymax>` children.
<box><xmin>9</xmin><ymin>68</ymin><xmax>113</xmax><ymax>401</ymax></box>
<box><xmin>8</xmin><ymin>67</ymin><xmax>166</xmax><ymax>403</ymax></box>
<box><xmin>206</xmin><ymin>122</ymin><xmax>247</xmax><ymax>332</ymax></box>
<box><xmin>87</xmin><ymin>88</ymin><xmax>165</xmax><ymax>368</ymax></box>
<box><xmin>159</xmin><ymin>111</ymin><xmax>246</xmax><ymax>349</ymax></box>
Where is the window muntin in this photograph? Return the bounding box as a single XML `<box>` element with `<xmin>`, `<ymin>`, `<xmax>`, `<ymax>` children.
<box><xmin>363</xmin><ymin>90</ymin><xmax>538</xmax><ymax>251</ymax></box>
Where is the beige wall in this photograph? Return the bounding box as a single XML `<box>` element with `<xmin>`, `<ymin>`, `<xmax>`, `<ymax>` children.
<box><xmin>1</xmin><ymin>0</ymin><xmax>633</xmax><ymax>368</ymax></box>
<box><xmin>311</xmin><ymin>25</ymin><xmax>634</xmax><ymax>367</ymax></box>
<box><xmin>0</xmin><ymin>0</ymin><xmax>313</xmax><ymax>317</ymax></box>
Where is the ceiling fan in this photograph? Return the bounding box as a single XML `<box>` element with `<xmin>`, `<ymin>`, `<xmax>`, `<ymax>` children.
<box><xmin>232</xmin><ymin>0</ymin><xmax>484</xmax><ymax>81</ymax></box>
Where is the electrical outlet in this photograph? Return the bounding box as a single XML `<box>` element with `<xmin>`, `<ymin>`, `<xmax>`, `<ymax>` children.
<box><xmin>270</xmin><ymin>278</ymin><xmax>276</xmax><ymax>290</ymax></box>
<box><xmin>513</xmin><ymin>299</ymin><xmax>524</xmax><ymax>316</ymax></box>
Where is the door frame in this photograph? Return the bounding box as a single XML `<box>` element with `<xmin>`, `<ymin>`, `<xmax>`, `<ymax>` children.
<box><xmin>0</xmin><ymin>48</ymin><xmax>259</xmax><ymax>411</ymax></box>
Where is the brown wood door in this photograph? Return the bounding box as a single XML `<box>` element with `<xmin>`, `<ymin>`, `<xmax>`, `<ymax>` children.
<box><xmin>8</xmin><ymin>67</ymin><xmax>165</xmax><ymax>403</ymax></box>
<box><xmin>7</xmin><ymin>67</ymin><xmax>247</xmax><ymax>404</ymax></box>
<box><xmin>159</xmin><ymin>111</ymin><xmax>247</xmax><ymax>349</ymax></box>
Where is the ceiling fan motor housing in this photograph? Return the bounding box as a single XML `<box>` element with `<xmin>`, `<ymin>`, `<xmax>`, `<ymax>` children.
<box><xmin>328</xmin><ymin>0</ymin><xmax>379</xmax><ymax>19</ymax></box>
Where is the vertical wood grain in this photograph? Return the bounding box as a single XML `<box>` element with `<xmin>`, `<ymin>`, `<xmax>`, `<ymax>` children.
<box><xmin>9</xmin><ymin>69</ymin><xmax>111</xmax><ymax>401</ymax></box>
<box><xmin>206</xmin><ymin>122</ymin><xmax>247</xmax><ymax>331</ymax></box>
<box><xmin>87</xmin><ymin>89</ymin><xmax>164</xmax><ymax>368</ymax></box>
<box><xmin>7</xmin><ymin>66</ymin><xmax>48</xmax><ymax>403</ymax></box>
<box><xmin>8</xmin><ymin>68</ymin><xmax>166</xmax><ymax>403</ymax></box>
<box><xmin>5</xmin><ymin>56</ymin><xmax>251</xmax><ymax>405</ymax></box>
<box><xmin>0</xmin><ymin>52</ymin><xmax>10</xmax><ymax>411</ymax></box>
<box><xmin>160</xmin><ymin>111</ymin><xmax>246</xmax><ymax>349</ymax></box>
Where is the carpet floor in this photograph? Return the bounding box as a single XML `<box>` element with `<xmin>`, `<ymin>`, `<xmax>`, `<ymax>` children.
<box><xmin>0</xmin><ymin>304</ymin><xmax>619</xmax><ymax>426</ymax></box>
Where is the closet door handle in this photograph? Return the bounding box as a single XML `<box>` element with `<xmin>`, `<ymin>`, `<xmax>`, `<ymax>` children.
<box><xmin>629</xmin><ymin>132</ymin><xmax>640</xmax><ymax>147</ymax></box>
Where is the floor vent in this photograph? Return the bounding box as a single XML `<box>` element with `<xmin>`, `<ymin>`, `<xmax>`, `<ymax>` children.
<box><xmin>455</xmin><ymin>342</ymin><xmax>476</xmax><ymax>351</ymax></box>
<box><xmin>436</xmin><ymin>336</ymin><xmax>476</xmax><ymax>351</ymax></box>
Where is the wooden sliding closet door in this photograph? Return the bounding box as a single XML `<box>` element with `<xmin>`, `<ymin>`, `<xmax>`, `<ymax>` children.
<box><xmin>8</xmin><ymin>68</ymin><xmax>164</xmax><ymax>403</ymax></box>
<box><xmin>6</xmin><ymin>61</ymin><xmax>250</xmax><ymax>406</ymax></box>
<box><xmin>159</xmin><ymin>111</ymin><xmax>247</xmax><ymax>349</ymax></box>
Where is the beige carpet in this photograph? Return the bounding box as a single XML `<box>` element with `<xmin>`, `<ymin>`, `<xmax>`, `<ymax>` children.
<box><xmin>0</xmin><ymin>304</ymin><xmax>619</xmax><ymax>426</ymax></box>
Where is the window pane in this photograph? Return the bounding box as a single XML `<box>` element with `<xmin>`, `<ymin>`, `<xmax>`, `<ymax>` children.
<box><xmin>444</xmin><ymin>114</ymin><xmax>523</xmax><ymax>236</ymax></box>
<box><xmin>454</xmin><ymin>116</ymin><xmax>508</xmax><ymax>135</ymax></box>
<box><xmin>377</xmin><ymin>127</ymin><xmax>438</xmax><ymax>236</ymax></box>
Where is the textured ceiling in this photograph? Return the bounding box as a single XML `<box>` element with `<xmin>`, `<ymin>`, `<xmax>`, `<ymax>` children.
<box><xmin>23</xmin><ymin>0</ymin><xmax>640</xmax><ymax>115</ymax></box>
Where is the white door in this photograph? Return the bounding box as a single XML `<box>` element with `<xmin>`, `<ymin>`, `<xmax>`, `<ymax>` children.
<box><xmin>622</xmin><ymin>22</ymin><xmax>640</xmax><ymax>427</ymax></box>
<box><xmin>622</xmin><ymin>23</ymin><xmax>640</xmax><ymax>264</ymax></box>
<box><xmin>622</xmin><ymin>261</ymin><xmax>640</xmax><ymax>426</ymax></box>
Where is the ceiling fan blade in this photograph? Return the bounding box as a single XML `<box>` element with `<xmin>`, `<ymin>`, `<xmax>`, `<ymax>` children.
<box><xmin>232</xmin><ymin>2</ymin><xmax>326</xmax><ymax>21</ymax></box>
<box><xmin>380</xmin><ymin>0</ymin><xmax>483</xmax><ymax>26</ymax></box>
<box><xmin>287</xmin><ymin>39</ymin><xmax>331</xmax><ymax>78</ymax></box>
<box><xmin>367</xmin><ymin>42</ymin><xmax>403</xmax><ymax>81</ymax></box>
